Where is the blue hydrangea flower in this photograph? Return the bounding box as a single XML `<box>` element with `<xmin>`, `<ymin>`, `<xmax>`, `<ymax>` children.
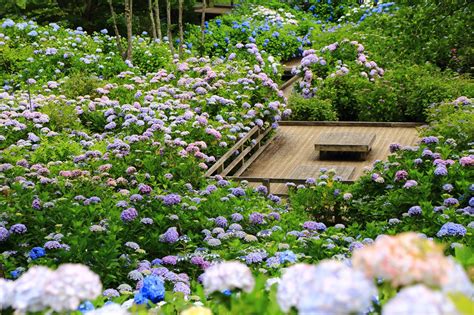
<box><xmin>278</xmin><ymin>250</ymin><xmax>297</xmax><ymax>264</ymax></box>
<box><xmin>78</xmin><ymin>301</ymin><xmax>95</xmax><ymax>313</ymax></box>
<box><xmin>140</xmin><ymin>275</ymin><xmax>165</xmax><ymax>303</ymax></box>
<box><xmin>436</xmin><ymin>223</ymin><xmax>467</xmax><ymax>237</ymax></box>
<box><xmin>29</xmin><ymin>247</ymin><xmax>46</xmax><ymax>260</ymax></box>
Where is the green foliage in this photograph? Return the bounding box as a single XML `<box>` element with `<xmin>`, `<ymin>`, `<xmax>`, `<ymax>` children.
<box><xmin>40</xmin><ymin>101</ymin><xmax>81</xmax><ymax>131</ymax></box>
<box><xmin>60</xmin><ymin>73</ymin><xmax>102</xmax><ymax>99</ymax></box>
<box><xmin>288</xmin><ymin>94</ymin><xmax>338</xmax><ymax>121</ymax></box>
<box><xmin>424</xmin><ymin>97</ymin><xmax>474</xmax><ymax>150</ymax></box>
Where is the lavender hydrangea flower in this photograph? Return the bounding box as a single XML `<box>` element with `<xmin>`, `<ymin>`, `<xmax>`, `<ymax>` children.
<box><xmin>230</xmin><ymin>187</ymin><xmax>246</xmax><ymax>197</ymax></box>
<box><xmin>408</xmin><ymin>206</ymin><xmax>422</xmax><ymax>216</ymax></box>
<box><xmin>302</xmin><ymin>221</ymin><xmax>327</xmax><ymax>232</ymax></box>
<box><xmin>436</xmin><ymin>223</ymin><xmax>467</xmax><ymax>237</ymax></box>
<box><xmin>214</xmin><ymin>216</ymin><xmax>228</xmax><ymax>227</ymax></box>
<box><xmin>160</xmin><ymin>227</ymin><xmax>179</xmax><ymax>244</ymax></box>
<box><xmin>231</xmin><ymin>213</ymin><xmax>243</xmax><ymax>222</ymax></box>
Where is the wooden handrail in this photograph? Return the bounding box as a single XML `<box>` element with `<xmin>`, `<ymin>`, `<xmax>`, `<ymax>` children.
<box><xmin>205</xmin><ymin>125</ymin><xmax>272</xmax><ymax>177</ymax></box>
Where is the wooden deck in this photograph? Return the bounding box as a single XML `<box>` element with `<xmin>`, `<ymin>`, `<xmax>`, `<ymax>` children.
<box><xmin>194</xmin><ymin>6</ymin><xmax>232</xmax><ymax>15</ymax></box>
<box><xmin>240</xmin><ymin>122</ymin><xmax>422</xmax><ymax>194</ymax></box>
<box><xmin>280</xmin><ymin>76</ymin><xmax>300</xmax><ymax>99</ymax></box>
<box><xmin>282</xmin><ymin>57</ymin><xmax>302</xmax><ymax>74</ymax></box>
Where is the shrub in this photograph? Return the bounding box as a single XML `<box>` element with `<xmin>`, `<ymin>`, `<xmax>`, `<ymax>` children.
<box><xmin>40</xmin><ymin>101</ymin><xmax>80</xmax><ymax>131</ymax></box>
<box><xmin>288</xmin><ymin>94</ymin><xmax>338</xmax><ymax>121</ymax></box>
<box><xmin>60</xmin><ymin>72</ymin><xmax>101</xmax><ymax>99</ymax></box>
<box><xmin>423</xmin><ymin>97</ymin><xmax>474</xmax><ymax>150</ymax></box>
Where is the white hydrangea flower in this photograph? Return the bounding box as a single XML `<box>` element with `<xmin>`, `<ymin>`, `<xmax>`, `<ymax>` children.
<box><xmin>202</xmin><ymin>261</ymin><xmax>255</xmax><ymax>294</ymax></box>
<box><xmin>43</xmin><ymin>264</ymin><xmax>102</xmax><ymax>312</ymax></box>
<box><xmin>383</xmin><ymin>285</ymin><xmax>459</xmax><ymax>315</ymax></box>
<box><xmin>0</xmin><ymin>278</ymin><xmax>14</xmax><ymax>309</ymax></box>
<box><xmin>88</xmin><ymin>303</ymin><xmax>130</xmax><ymax>315</ymax></box>
<box><xmin>11</xmin><ymin>266</ymin><xmax>55</xmax><ymax>312</ymax></box>
<box><xmin>298</xmin><ymin>261</ymin><xmax>376</xmax><ymax>315</ymax></box>
<box><xmin>9</xmin><ymin>264</ymin><xmax>102</xmax><ymax>313</ymax></box>
<box><xmin>276</xmin><ymin>264</ymin><xmax>317</xmax><ymax>312</ymax></box>
<box><xmin>442</xmin><ymin>258</ymin><xmax>474</xmax><ymax>298</ymax></box>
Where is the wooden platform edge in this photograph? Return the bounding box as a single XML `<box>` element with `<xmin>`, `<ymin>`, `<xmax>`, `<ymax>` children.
<box><xmin>279</xmin><ymin>121</ymin><xmax>426</xmax><ymax>128</ymax></box>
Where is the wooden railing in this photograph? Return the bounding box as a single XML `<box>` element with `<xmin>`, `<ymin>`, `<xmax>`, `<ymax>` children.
<box><xmin>205</xmin><ymin>125</ymin><xmax>274</xmax><ymax>177</ymax></box>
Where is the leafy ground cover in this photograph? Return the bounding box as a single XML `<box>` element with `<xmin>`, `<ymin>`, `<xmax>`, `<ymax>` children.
<box><xmin>0</xmin><ymin>1</ymin><xmax>473</xmax><ymax>314</ymax></box>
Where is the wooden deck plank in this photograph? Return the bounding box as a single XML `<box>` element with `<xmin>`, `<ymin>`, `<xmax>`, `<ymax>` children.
<box><xmin>241</xmin><ymin>124</ymin><xmax>419</xmax><ymax>181</ymax></box>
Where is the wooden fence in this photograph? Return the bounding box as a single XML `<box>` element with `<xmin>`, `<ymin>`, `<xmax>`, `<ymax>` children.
<box><xmin>205</xmin><ymin>125</ymin><xmax>274</xmax><ymax>177</ymax></box>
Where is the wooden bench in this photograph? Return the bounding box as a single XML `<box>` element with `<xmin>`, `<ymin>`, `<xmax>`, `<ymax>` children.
<box><xmin>289</xmin><ymin>165</ymin><xmax>355</xmax><ymax>181</ymax></box>
<box><xmin>314</xmin><ymin>132</ymin><xmax>376</xmax><ymax>160</ymax></box>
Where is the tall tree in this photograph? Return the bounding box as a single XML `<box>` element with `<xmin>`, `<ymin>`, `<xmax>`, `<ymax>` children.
<box><xmin>148</xmin><ymin>0</ymin><xmax>157</xmax><ymax>40</ymax></box>
<box><xmin>124</xmin><ymin>0</ymin><xmax>133</xmax><ymax>61</ymax></box>
<box><xmin>178</xmin><ymin>0</ymin><xmax>184</xmax><ymax>57</ymax></box>
<box><xmin>201</xmin><ymin>0</ymin><xmax>207</xmax><ymax>53</ymax></box>
<box><xmin>107</xmin><ymin>0</ymin><xmax>124</xmax><ymax>59</ymax></box>
<box><xmin>154</xmin><ymin>0</ymin><xmax>163</xmax><ymax>41</ymax></box>
<box><xmin>166</xmin><ymin>0</ymin><xmax>174</xmax><ymax>54</ymax></box>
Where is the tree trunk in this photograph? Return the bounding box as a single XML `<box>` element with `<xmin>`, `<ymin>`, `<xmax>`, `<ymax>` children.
<box><xmin>201</xmin><ymin>0</ymin><xmax>207</xmax><ymax>53</ymax></box>
<box><xmin>124</xmin><ymin>0</ymin><xmax>133</xmax><ymax>61</ymax></box>
<box><xmin>166</xmin><ymin>0</ymin><xmax>174</xmax><ymax>54</ymax></box>
<box><xmin>154</xmin><ymin>0</ymin><xmax>162</xmax><ymax>41</ymax></box>
<box><xmin>148</xmin><ymin>0</ymin><xmax>157</xmax><ymax>40</ymax></box>
<box><xmin>178</xmin><ymin>0</ymin><xmax>184</xmax><ymax>57</ymax></box>
<box><xmin>107</xmin><ymin>0</ymin><xmax>124</xmax><ymax>59</ymax></box>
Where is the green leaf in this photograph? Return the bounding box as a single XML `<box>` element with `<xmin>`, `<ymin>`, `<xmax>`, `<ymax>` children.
<box><xmin>16</xmin><ymin>0</ymin><xmax>27</xmax><ymax>9</ymax></box>
<box><xmin>449</xmin><ymin>293</ymin><xmax>474</xmax><ymax>315</ymax></box>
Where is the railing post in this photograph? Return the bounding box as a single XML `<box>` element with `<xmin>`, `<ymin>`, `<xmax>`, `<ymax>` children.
<box><xmin>263</xmin><ymin>178</ymin><xmax>270</xmax><ymax>196</ymax></box>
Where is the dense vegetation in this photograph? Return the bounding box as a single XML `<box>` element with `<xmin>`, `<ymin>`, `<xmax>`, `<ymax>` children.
<box><xmin>0</xmin><ymin>0</ymin><xmax>473</xmax><ymax>314</ymax></box>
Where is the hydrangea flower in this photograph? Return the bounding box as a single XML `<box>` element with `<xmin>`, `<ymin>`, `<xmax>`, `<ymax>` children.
<box><xmin>202</xmin><ymin>261</ymin><xmax>255</xmax><ymax>294</ymax></box>
<box><xmin>160</xmin><ymin>227</ymin><xmax>179</xmax><ymax>243</ymax></box>
<box><xmin>407</xmin><ymin>206</ymin><xmax>422</xmax><ymax>216</ymax></box>
<box><xmin>382</xmin><ymin>285</ymin><xmax>458</xmax><ymax>315</ymax></box>
<box><xmin>436</xmin><ymin>222</ymin><xmax>467</xmax><ymax>237</ymax></box>
<box><xmin>297</xmin><ymin>261</ymin><xmax>376</xmax><ymax>315</ymax></box>
<box><xmin>352</xmin><ymin>233</ymin><xmax>453</xmax><ymax>287</ymax></box>
<box><xmin>29</xmin><ymin>247</ymin><xmax>46</xmax><ymax>260</ymax></box>
<box><xmin>137</xmin><ymin>275</ymin><xmax>165</xmax><ymax>303</ymax></box>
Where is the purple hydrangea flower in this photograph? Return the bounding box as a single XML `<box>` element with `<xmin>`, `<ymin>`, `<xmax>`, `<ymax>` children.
<box><xmin>389</xmin><ymin>143</ymin><xmax>402</xmax><ymax>153</ymax></box>
<box><xmin>163</xmin><ymin>193</ymin><xmax>181</xmax><ymax>206</ymax></box>
<box><xmin>249</xmin><ymin>212</ymin><xmax>265</xmax><ymax>225</ymax></box>
<box><xmin>138</xmin><ymin>184</ymin><xmax>152</xmax><ymax>194</ymax></box>
<box><xmin>10</xmin><ymin>224</ymin><xmax>27</xmax><ymax>234</ymax></box>
<box><xmin>32</xmin><ymin>198</ymin><xmax>41</xmax><ymax>210</ymax></box>
<box><xmin>0</xmin><ymin>227</ymin><xmax>9</xmax><ymax>242</ymax></box>
<box><xmin>434</xmin><ymin>166</ymin><xmax>448</xmax><ymax>176</ymax></box>
<box><xmin>161</xmin><ymin>227</ymin><xmax>179</xmax><ymax>244</ymax></box>
<box><xmin>444</xmin><ymin>198</ymin><xmax>459</xmax><ymax>207</ymax></box>
<box><xmin>162</xmin><ymin>255</ymin><xmax>178</xmax><ymax>265</ymax></box>
<box><xmin>121</xmin><ymin>207</ymin><xmax>138</xmax><ymax>222</ymax></box>
<box><xmin>303</xmin><ymin>221</ymin><xmax>327</xmax><ymax>232</ymax></box>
